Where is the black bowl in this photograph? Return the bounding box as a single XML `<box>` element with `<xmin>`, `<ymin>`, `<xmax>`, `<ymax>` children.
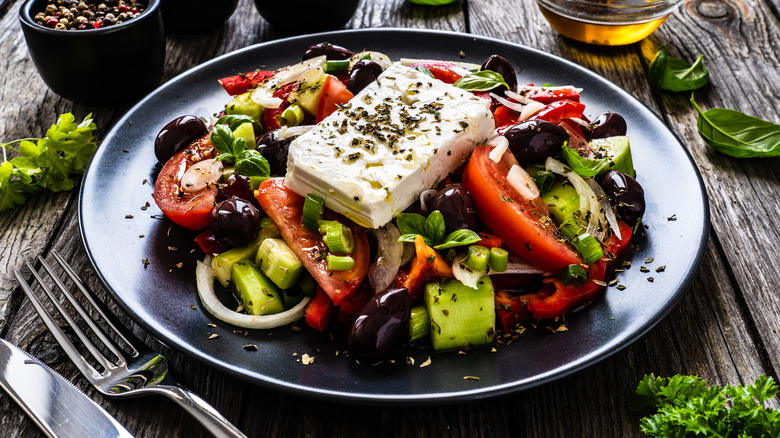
<box><xmin>19</xmin><ymin>0</ymin><xmax>165</xmax><ymax>107</ymax></box>
<box><xmin>161</xmin><ymin>0</ymin><xmax>239</xmax><ymax>35</ymax></box>
<box><xmin>252</xmin><ymin>0</ymin><xmax>360</xmax><ymax>34</ymax></box>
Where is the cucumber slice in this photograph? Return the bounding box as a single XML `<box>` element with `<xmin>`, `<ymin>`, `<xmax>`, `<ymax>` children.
<box><xmin>289</xmin><ymin>69</ymin><xmax>327</xmax><ymax>116</ymax></box>
<box><xmin>540</xmin><ymin>181</ymin><xmax>580</xmax><ymax>226</ymax></box>
<box><xmin>231</xmin><ymin>260</ymin><xmax>285</xmax><ymax>316</ymax></box>
<box><xmin>211</xmin><ymin>219</ymin><xmax>279</xmax><ymax>287</ymax></box>
<box><xmin>589</xmin><ymin>136</ymin><xmax>634</xmax><ymax>179</ymax></box>
<box><xmin>232</xmin><ymin>122</ymin><xmax>256</xmax><ymax>149</ymax></box>
<box><xmin>255</xmin><ymin>237</ymin><xmax>304</xmax><ymax>290</ymax></box>
<box><xmin>424</xmin><ymin>277</ymin><xmax>495</xmax><ymax>351</ymax></box>
<box><xmin>226</xmin><ymin>92</ymin><xmax>263</xmax><ymax>121</ymax></box>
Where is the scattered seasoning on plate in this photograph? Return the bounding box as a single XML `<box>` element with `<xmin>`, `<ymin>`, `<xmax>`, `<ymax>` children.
<box><xmin>141</xmin><ymin>258</ymin><xmax>149</xmax><ymax>267</ymax></box>
<box><xmin>419</xmin><ymin>356</ymin><xmax>432</xmax><ymax>368</ymax></box>
<box><xmin>301</xmin><ymin>354</ymin><xmax>314</xmax><ymax>365</ymax></box>
<box><xmin>243</xmin><ymin>344</ymin><xmax>258</xmax><ymax>351</ymax></box>
<box><xmin>125</xmin><ymin>214</ymin><xmax>133</xmax><ymax>219</ymax></box>
<box><xmin>647</xmin><ymin>277</ymin><xmax>655</xmax><ymax>282</ymax></box>
<box><xmin>34</xmin><ymin>0</ymin><xmax>147</xmax><ymax>30</ymax></box>
<box><xmin>209</xmin><ymin>333</ymin><xmax>219</xmax><ymax>339</ymax></box>
<box><xmin>616</xmin><ymin>284</ymin><xmax>626</xmax><ymax>290</ymax></box>
<box><xmin>463</xmin><ymin>376</ymin><xmax>480</xmax><ymax>381</ymax></box>
<box><xmin>656</xmin><ymin>265</ymin><xmax>666</xmax><ymax>272</ymax></box>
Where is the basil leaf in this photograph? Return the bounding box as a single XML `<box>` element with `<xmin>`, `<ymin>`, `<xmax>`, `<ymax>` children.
<box><xmin>424</xmin><ymin>210</ymin><xmax>446</xmax><ymax>245</ymax></box>
<box><xmin>414</xmin><ymin>66</ymin><xmax>435</xmax><ymax>78</ymax></box>
<box><xmin>690</xmin><ymin>95</ymin><xmax>780</xmax><ymax>158</ymax></box>
<box><xmin>453</xmin><ymin>70</ymin><xmax>510</xmax><ymax>92</ymax></box>
<box><xmin>648</xmin><ymin>45</ymin><xmax>709</xmax><ymax>92</ymax></box>
<box><xmin>398</xmin><ymin>233</ymin><xmax>432</xmax><ymax>247</ymax></box>
<box><xmin>407</xmin><ymin>0</ymin><xmax>457</xmax><ymax>5</ymax></box>
<box><xmin>235</xmin><ymin>149</ymin><xmax>270</xmax><ymax>177</ymax></box>
<box><xmin>215</xmin><ymin>114</ymin><xmax>259</xmax><ymax>131</ymax></box>
<box><xmin>396</xmin><ymin>212</ymin><xmax>427</xmax><ymax>236</ymax></box>
<box><xmin>210</xmin><ymin>124</ymin><xmax>234</xmax><ymax>156</ymax></box>
<box><xmin>561</xmin><ymin>145</ymin><xmax>609</xmax><ymax>177</ymax></box>
<box><xmin>229</xmin><ymin>137</ymin><xmax>247</xmax><ymax>158</ymax></box>
<box><xmin>434</xmin><ymin>229</ymin><xmax>481</xmax><ymax>250</ymax></box>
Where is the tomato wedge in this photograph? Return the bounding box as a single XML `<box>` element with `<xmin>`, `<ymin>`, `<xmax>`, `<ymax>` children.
<box><xmin>254</xmin><ymin>178</ymin><xmax>369</xmax><ymax>306</ymax></box>
<box><xmin>218</xmin><ymin>70</ymin><xmax>274</xmax><ymax>96</ymax></box>
<box><xmin>531</xmin><ymin>99</ymin><xmax>585</xmax><ymax>124</ymax></box>
<box><xmin>462</xmin><ymin>145</ymin><xmax>583</xmax><ymax>273</ymax></box>
<box><xmin>153</xmin><ymin>137</ymin><xmax>217</xmax><ymax>230</ymax></box>
<box><xmin>316</xmin><ymin>76</ymin><xmax>354</xmax><ymax>123</ymax></box>
<box><xmin>493</xmin><ymin>105</ymin><xmax>521</xmax><ymax>129</ymax></box>
<box><xmin>406</xmin><ymin>61</ymin><xmax>466</xmax><ymax>84</ymax></box>
<box><xmin>521</xmin><ymin>86</ymin><xmax>580</xmax><ymax>104</ymax></box>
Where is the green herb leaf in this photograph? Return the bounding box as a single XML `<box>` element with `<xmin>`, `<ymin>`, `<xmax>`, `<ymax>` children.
<box><xmin>229</xmin><ymin>137</ymin><xmax>248</xmax><ymax>158</ymax></box>
<box><xmin>210</xmin><ymin>124</ymin><xmax>235</xmax><ymax>158</ymax></box>
<box><xmin>396</xmin><ymin>212</ymin><xmax>427</xmax><ymax>236</ymax></box>
<box><xmin>414</xmin><ymin>66</ymin><xmax>435</xmax><ymax>78</ymax></box>
<box><xmin>633</xmin><ymin>374</ymin><xmax>780</xmax><ymax>437</ymax></box>
<box><xmin>453</xmin><ymin>70</ymin><xmax>510</xmax><ymax>92</ymax></box>
<box><xmin>398</xmin><ymin>233</ymin><xmax>432</xmax><ymax>247</ymax></box>
<box><xmin>434</xmin><ymin>229</ymin><xmax>481</xmax><ymax>250</ymax></box>
<box><xmin>215</xmin><ymin>114</ymin><xmax>259</xmax><ymax>131</ymax></box>
<box><xmin>648</xmin><ymin>45</ymin><xmax>709</xmax><ymax>92</ymax></box>
<box><xmin>561</xmin><ymin>145</ymin><xmax>608</xmax><ymax>177</ymax></box>
<box><xmin>691</xmin><ymin>95</ymin><xmax>780</xmax><ymax>157</ymax></box>
<box><xmin>407</xmin><ymin>0</ymin><xmax>457</xmax><ymax>5</ymax></box>
<box><xmin>424</xmin><ymin>210</ymin><xmax>446</xmax><ymax>245</ymax></box>
<box><xmin>234</xmin><ymin>149</ymin><xmax>270</xmax><ymax>177</ymax></box>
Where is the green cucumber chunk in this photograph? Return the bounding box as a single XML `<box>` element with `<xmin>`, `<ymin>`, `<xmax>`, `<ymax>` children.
<box><xmin>255</xmin><ymin>237</ymin><xmax>304</xmax><ymax>290</ymax></box>
<box><xmin>232</xmin><ymin>122</ymin><xmax>256</xmax><ymax>149</ymax></box>
<box><xmin>289</xmin><ymin>72</ymin><xmax>327</xmax><ymax>116</ymax></box>
<box><xmin>231</xmin><ymin>260</ymin><xmax>285</xmax><ymax>316</ymax></box>
<box><xmin>424</xmin><ymin>277</ymin><xmax>495</xmax><ymax>351</ymax></box>
<box><xmin>211</xmin><ymin>219</ymin><xmax>278</xmax><ymax>287</ymax></box>
<box><xmin>540</xmin><ymin>180</ymin><xmax>581</xmax><ymax>226</ymax></box>
<box><xmin>589</xmin><ymin>136</ymin><xmax>634</xmax><ymax>179</ymax></box>
<box><xmin>225</xmin><ymin>92</ymin><xmax>263</xmax><ymax>121</ymax></box>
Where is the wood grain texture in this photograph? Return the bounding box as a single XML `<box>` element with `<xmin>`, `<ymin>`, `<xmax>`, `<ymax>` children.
<box><xmin>2</xmin><ymin>0</ymin><xmax>780</xmax><ymax>436</ymax></box>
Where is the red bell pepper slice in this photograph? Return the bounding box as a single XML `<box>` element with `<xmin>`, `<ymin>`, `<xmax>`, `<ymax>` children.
<box><xmin>526</xmin><ymin>221</ymin><xmax>633</xmax><ymax>320</ymax></box>
<box><xmin>305</xmin><ymin>287</ymin><xmax>335</xmax><ymax>331</ymax></box>
<box><xmin>495</xmin><ymin>286</ymin><xmax>554</xmax><ymax>332</ymax></box>
<box><xmin>194</xmin><ymin>230</ymin><xmax>230</xmax><ymax>255</ymax></box>
<box><xmin>262</xmin><ymin>82</ymin><xmax>297</xmax><ymax>132</ymax></box>
<box><xmin>531</xmin><ymin>99</ymin><xmax>586</xmax><ymax>124</ymax></box>
<box><xmin>405</xmin><ymin>61</ymin><xmax>466</xmax><ymax>84</ymax></box>
<box><xmin>218</xmin><ymin>71</ymin><xmax>274</xmax><ymax>96</ymax></box>
<box><xmin>476</xmin><ymin>231</ymin><xmax>503</xmax><ymax>249</ymax></box>
<box><xmin>521</xmin><ymin>86</ymin><xmax>580</xmax><ymax>104</ymax></box>
<box><xmin>493</xmin><ymin>105</ymin><xmax>521</xmax><ymax>129</ymax></box>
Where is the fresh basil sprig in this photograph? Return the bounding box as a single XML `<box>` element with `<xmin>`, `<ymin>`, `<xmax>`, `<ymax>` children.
<box><xmin>561</xmin><ymin>145</ymin><xmax>609</xmax><ymax>177</ymax></box>
<box><xmin>414</xmin><ymin>66</ymin><xmax>435</xmax><ymax>78</ymax></box>
<box><xmin>215</xmin><ymin>114</ymin><xmax>261</xmax><ymax>131</ymax></box>
<box><xmin>648</xmin><ymin>45</ymin><xmax>709</xmax><ymax>92</ymax></box>
<box><xmin>396</xmin><ymin>210</ymin><xmax>481</xmax><ymax>250</ymax></box>
<box><xmin>211</xmin><ymin>124</ymin><xmax>270</xmax><ymax>177</ymax></box>
<box><xmin>690</xmin><ymin>96</ymin><xmax>780</xmax><ymax>158</ymax></box>
<box><xmin>453</xmin><ymin>70</ymin><xmax>510</xmax><ymax>92</ymax></box>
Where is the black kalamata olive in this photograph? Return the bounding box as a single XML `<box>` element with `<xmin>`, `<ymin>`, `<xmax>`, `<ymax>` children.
<box><xmin>585</xmin><ymin>112</ymin><xmax>627</xmax><ymax>140</ymax></box>
<box><xmin>154</xmin><ymin>115</ymin><xmax>208</xmax><ymax>163</ymax></box>
<box><xmin>427</xmin><ymin>184</ymin><xmax>477</xmax><ymax>235</ymax></box>
<box><xmin>600</xmin><ymin>170</ymin><xmax>645</xmax><ymax>226</ymax></box>
<box><xmin>256</xmin><ymin>130</ymin><xmax>296</xmax><ymax>175</ymax></box>
<box><xmin>302</xmin><ymin>42</ymin><xmax>354</xmax><ymax>61</ymax></box>
<box><xmin>347</xmin><ymin>60</ymin><xmax>383</xmax><ymax>95</ymax></box>
<box><xmin>208</xmin><ymin>198</ymin><xmax>262</xmax><ymax>248</ymax></box>
<box><xmin>349</xmin><ymin>287</ymin><xmax>411</xmax><ymax>365</ymax></box>
<box><xmin>480</xmin><ymin>54</ymin><xmax>518</xmax><ymax>97</ymax></box>
<box><xmin>219</xmin><ymin>173</ymin><xmax>262</xmax><ymax>209</ymax></box>
<box><xmin>503</xmin><ymin>120</ymin><xmax>568</xmax><ymax>164</ymax></box>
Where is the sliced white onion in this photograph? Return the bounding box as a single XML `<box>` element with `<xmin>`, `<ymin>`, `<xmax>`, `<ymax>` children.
<box><xmin>181</xmin><ymin>158</ymin><xmax>222</xmax><ymax>193</ymax></box>
<box><xmin>507</xmin><ymin>164</ymin><xmax>540</xmax><ymax>201</ymax></box>
<box><xmin>368</xmin><ymin>223</ymin><xmax>404</xmax><ymax>293</ymax></box>
<box><xmin>520</xmin><ymin>101</ymin><xmax>545</xmax><ymax>121</ymax></box>
<box><xmin>419</xmin><ymin>188</ymin><xmax>438</xmax><ymax>213</ymax></box>
<box><xmin>586</xmin><ymin>178</ymin><xmax>622</xmax><ymax>240</ymax></box>
<box><xmin>196</xmin><ymin>257</ymin><xmax>311</xmax><ymax>329</ymax></box>
<box><xmin>545</xmin><ymin>157</ymin><xmax>607</xmax><ymax>241</ymax></box>
<box><xmin>250</xmin><ymin>56</ymin><xmax>327</xmax><ymax>108</ymax></box>
<box><xmin>277</xmin><ymin>125</ymin><xmax>314</xmax><ymax>140</ymax></box>
<box><xmin>487</xmin><ymin>135</ymin><xmax>509</xmax><ymax>163</ymax></box>
<box><xmin>488</xmin><ymin>251</ymin><xmax>548</xmax><ymax>276</ymax></box>
<box><xmin>491</xmin><ymin>92</ymin><xmax>525</xmax><ymax>112</ymax></box>
<box><xmin>352</xmin><ymin>51</ymin><xmax>393</xmax><ymax>70</ymax></box>
<box><xmin>250</xmin><ymin>91</ymin><xmax>284</xmax><ymax>109</ymax></box>
<box><xmin>452</xmin><ymin>252</ymin><xmax>486</xmax><ymax>289</ymax></box>
<box><xmin>504</xmin><ymin>89</ymin><xmax>543</xmax><ymax>106</ymax></box>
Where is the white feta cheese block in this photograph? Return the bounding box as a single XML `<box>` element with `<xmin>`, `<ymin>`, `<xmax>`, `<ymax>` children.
<box><xmin>284</xmin><ymin>63</ymin><xmax>495</xmax><ymax>229</ymax></box>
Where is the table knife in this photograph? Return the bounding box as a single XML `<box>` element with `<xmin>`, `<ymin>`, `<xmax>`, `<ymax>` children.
<box><xmin>0</xmin><ymin>337</ymin><xmax>134</xmax><ymax>438</ymax></box>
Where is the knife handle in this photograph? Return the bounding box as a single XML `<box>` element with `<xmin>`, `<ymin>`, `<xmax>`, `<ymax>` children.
<box><xmin>154</xmin><ymin>385</ymin><xmax>247</xmax><ymax>438</ymax></box>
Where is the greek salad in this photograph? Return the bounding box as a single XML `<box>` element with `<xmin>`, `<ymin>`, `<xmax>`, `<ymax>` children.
<box><xmin>152</xmin><ymin>42</ymin><xmax>646</xmax><ymax>365</ymax></box>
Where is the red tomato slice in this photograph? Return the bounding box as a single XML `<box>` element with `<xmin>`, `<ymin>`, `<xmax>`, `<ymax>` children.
<box><xmin>493</xmin><ymin>105</ymin><xmax>521</xmax><ymax>129</ymax></box>
<box><xmin>406</xmin><ymin>61</ymin><xmax>466</xmax><ymax>84</ymax></box>
<box><xmin>531</xmin><ymin>99</ymin><xmax>585</xmax><ymax>124</ymax></box>
<box><xmin>462</xmin><ymin>145</ymin><xmax>583</xmax><ymax>273</ymax></box>
<box><xmin>521</xmin><ymin>86</ymin><xmax>580</xmax><ymax>104</ymax></box>
<box><xmin>316</xmin><ymin>76</ymin><xmax>354</xmax><ymax>123</ymax></box>
<box><xmin>218</xmin><ymin>70</ymin><xmax>274</xmax><ymax>96</ymax></box>
<box><xmin>254</xmin><ymin>178</ymin><xmax>369</xmax><ymax>306</ymax></box>
<box><xmin>153</xmin><ymin>137</ymin><xmax>217</xmax><ymax>230</ymax></box>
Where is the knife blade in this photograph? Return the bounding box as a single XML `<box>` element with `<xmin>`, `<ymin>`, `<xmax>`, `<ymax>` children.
<box><xmin>0</xmin><ymin>337</ymin><xmax>134</xmax><ymax>438</ymax></box>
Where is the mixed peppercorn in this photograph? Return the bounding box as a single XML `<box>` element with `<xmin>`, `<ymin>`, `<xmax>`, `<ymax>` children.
<box><xmin>34</xmin><ymin>0</ymin><xmax>146</xmax><ymax>30</ymax></box>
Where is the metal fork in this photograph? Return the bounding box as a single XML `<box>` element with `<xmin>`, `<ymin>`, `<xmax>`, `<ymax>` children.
<box><xmin>14</xmin><ymin>250</ymin><xmax>247</xmax><ymax>438</ymax></box>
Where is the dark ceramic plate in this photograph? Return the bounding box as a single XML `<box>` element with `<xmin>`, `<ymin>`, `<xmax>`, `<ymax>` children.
<box><xmin>79</xmin><ymin>29</ymin><xmax>708</xmax><ymax>403</ymax></box>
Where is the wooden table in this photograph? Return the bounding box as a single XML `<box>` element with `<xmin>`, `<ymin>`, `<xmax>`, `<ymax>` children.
<box><xmin>2</xmin><ymin>0</ymin><xmax>780</xmax><ymax>436</ymax></box>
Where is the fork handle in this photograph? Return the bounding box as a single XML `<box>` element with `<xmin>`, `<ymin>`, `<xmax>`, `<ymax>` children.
<box><xmin>156</xmin><ymin>385</ymin><xmax>247</xmax><ymax>438</ymax></box>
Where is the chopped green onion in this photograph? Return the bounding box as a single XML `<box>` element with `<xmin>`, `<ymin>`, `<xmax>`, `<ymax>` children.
<box><xmin>559</xmin><ymin>220</ymin><xmax>584</xmax><ymax>240</ymax></box>
<box><xmin>318</xmin><ymin>220</ymin><xmax>354</xmax><ymax>254</ymax></box>
<box><xmin>302</xmin><ymin>193</ymin><xmax>325</xmax><ymax>232</ymax></box>
<box><xmin>406</xmin><ymin>305</ymin><xmax>430</xmax><ymax>342</ymax></box>
<box><xmin>465</xmin><ymin>245</ymin><xmax>490</xmax><ymax>272</ymax></box>
<box><xmin>280</xmin><ymin>104</ymin><xmax>304</xmax><ymax>127</ymax></box>
<box><xmin>324</xmin><ymin>60</ymin><xmax>351</xmax><ymax>73</ymax></box>
<box><xmin>489</xmin><ymin>247</ymin><xmax>508</xmax><ymax>272</ymax></box>
<box><xmin>571</xmin><ymin>233</ymin><xmax>604</xmax><ymax>264</ymax></box>
<box><xmin>360</xmin><ymin>53</ymin><xmax>372</xmax><ymax>61</ymax></box>
<box><xmin>326</xmin><ymin>255</ymin><xmax>354</xmax><ymax>271</ymax></box>
<box><xmin>562</xmin><ymin>264</ymin><xmax>588</xmax><ymax>286</ymax></box>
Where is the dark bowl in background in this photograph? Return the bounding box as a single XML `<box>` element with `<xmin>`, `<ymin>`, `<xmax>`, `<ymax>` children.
<box><xmin>252</xmin><ymin>0</ymin><xmax>360</xmax><ymax>34</ymax></box>
<box><xmin>161</xmin><ymin>0</ymin><xmax>239</xmax><ymax>34</ymax></box>
<box><xmin>19</xmin><ymin>0</ymin><xmax>165</xmax><ymax>107</ymax></box>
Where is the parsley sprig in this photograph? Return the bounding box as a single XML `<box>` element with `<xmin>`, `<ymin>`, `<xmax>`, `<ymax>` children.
<box><xmin>633</xmin><ymin>374</ymin><xmax>780</xmax><ymax>437</ymax></box>
<box><xmin>1</xmin><ymin>113</ymin><xmax>97</xmax><ymax>212</ymax></box>
<box><xmin>396</xmin><ymin>210</ymin><xmax>481</xmax><ymax>250</ymax></box>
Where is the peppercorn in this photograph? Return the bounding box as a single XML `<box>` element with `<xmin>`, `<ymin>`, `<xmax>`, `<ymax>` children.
<box><xmin>35</xmin><ymin>0</ymin><xmax>145</xmax><ymax>30</ymax></box>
